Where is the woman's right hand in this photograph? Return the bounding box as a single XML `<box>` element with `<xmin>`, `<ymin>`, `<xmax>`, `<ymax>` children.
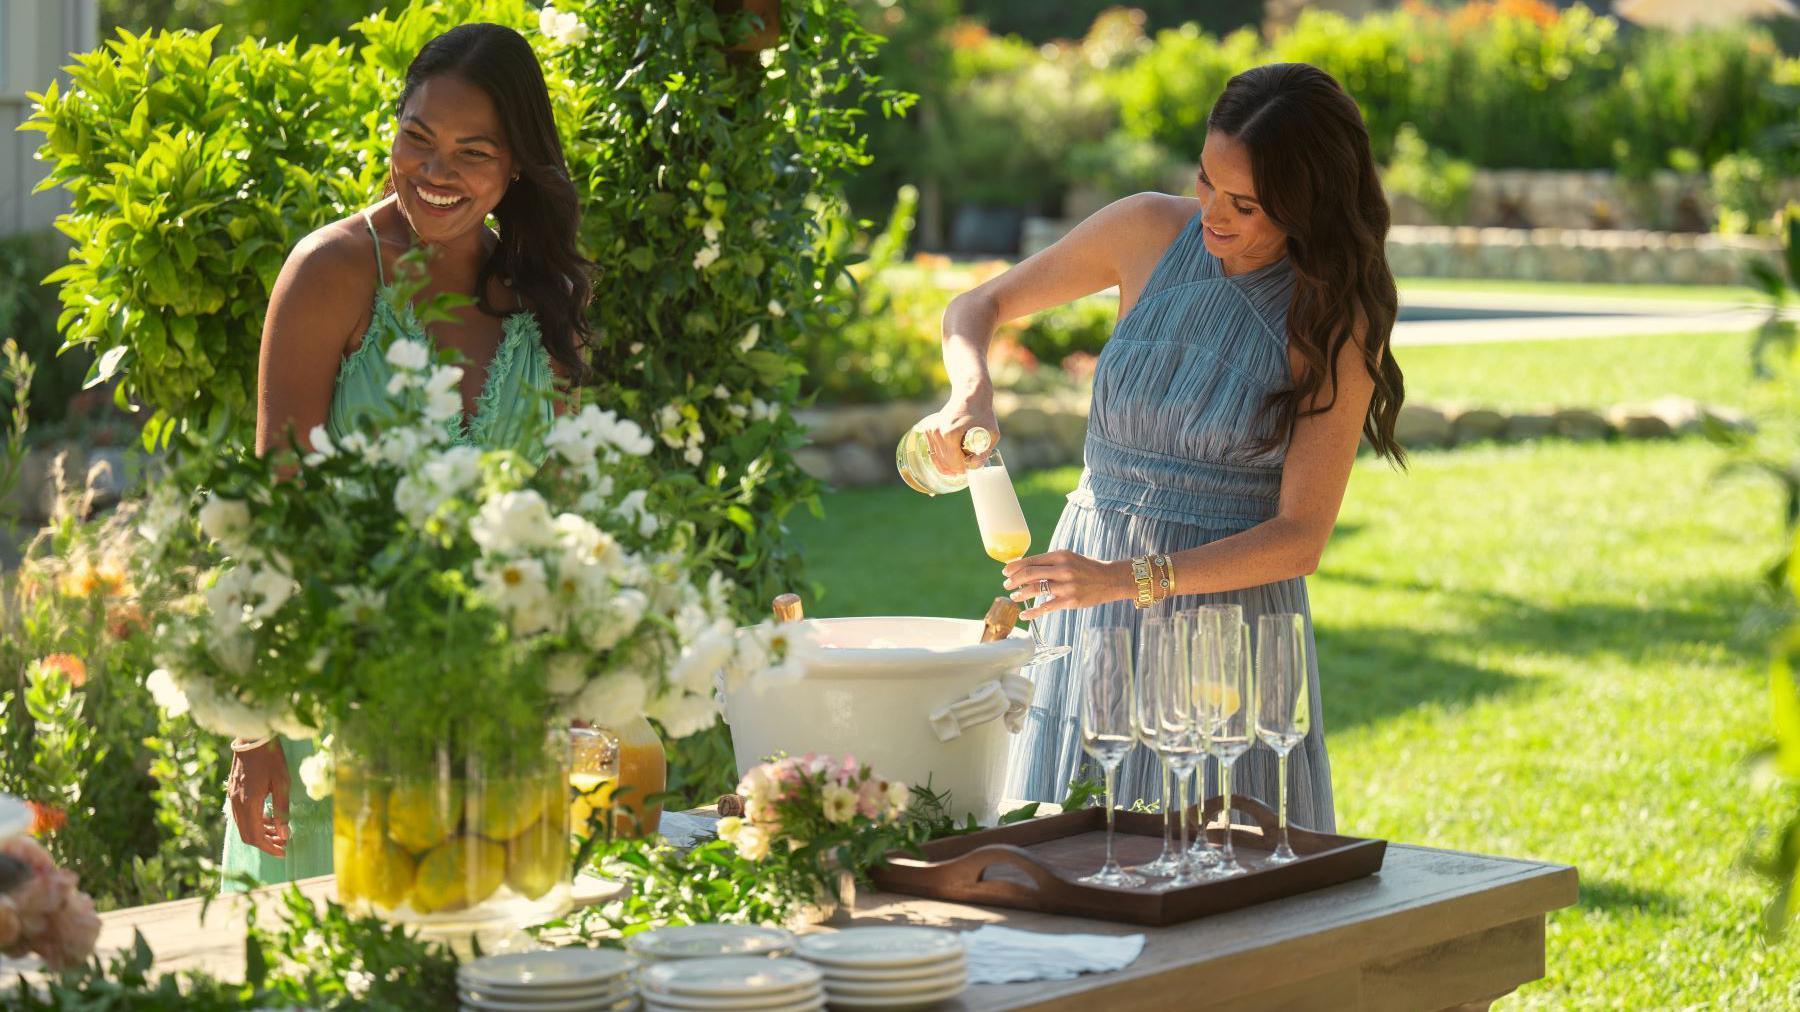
<box><xmin>921</xmin><ymin>388</ymin><xmax>1000</xmax><ymax>478</ymax></box>
<box><xmin>227</xmin><ymin>740</ymin><xmax>291</xmax><ymax>858</ymax></box>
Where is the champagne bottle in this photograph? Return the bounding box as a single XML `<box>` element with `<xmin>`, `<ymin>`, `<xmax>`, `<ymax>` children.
<box><xmin>896</xmin><ymin>422</ymin><xmax>993</xmax><ymax>496</ymax></box>
<box><xmin>980</xmin><ymin>596</ymin><xmax>1022</xmax><ymax>643</ymax></box>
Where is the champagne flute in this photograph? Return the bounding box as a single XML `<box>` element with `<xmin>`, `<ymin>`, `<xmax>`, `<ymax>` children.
<box><xmin>1147</xmin><ymin>626</ymin><xmax>1207</xmax><ymax>887</ymax></box>
<box><xmin>1130</xmin><ymin>616</ymin><xmax>1183</xmax><ymax>878</ymax></box>
<box><xmin>969</xmin><ymin>450</ymin><xmax>1069</xmax><ymax>666</ymax></box>
<box><xmin>1199</xmin><ymin>619</ymin><xmax>1253</xmax><ymax>877</ymax></box>
<box><xmin>1255</xmin><ymin>612</ymin><xmax>1310</xmax><ymax>864</ymax></box>
<box><xmin>1076</xmin><ymin>625</ymin><xmax>1145</xmax><ymax>888</ymax></box>
<box><xmin>1180</xmin><ymin>603</ymin><xmax>1240</xmax><ymax>869</ymax></box>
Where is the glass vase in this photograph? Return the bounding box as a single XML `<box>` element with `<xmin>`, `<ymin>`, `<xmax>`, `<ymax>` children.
<box><xmin>332</xmin><ymin>727</ymin><xmax>571</xmax><ymax>940</ymax></box>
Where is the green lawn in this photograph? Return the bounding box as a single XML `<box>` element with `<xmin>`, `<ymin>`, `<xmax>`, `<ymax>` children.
<box><xmin>1396</xmin><ymin>276</ymin><xmax>1762</xmax><ymax>304</ymax></box>
<box><xmin>1400</xmin><ymin>330</ymin><xmax>1760</xmax><ymax>411</ymax></box>
<box><xmin>791</xmin><ymin>437</ymin><xmax>1797</xmax><ymax>1007</ymax></box>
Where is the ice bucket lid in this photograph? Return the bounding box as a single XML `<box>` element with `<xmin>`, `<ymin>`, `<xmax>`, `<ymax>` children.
<box><xmin>793</xmin><ymin>616</ymin><xmax>1034</xmax><ymax>680</ymax></box>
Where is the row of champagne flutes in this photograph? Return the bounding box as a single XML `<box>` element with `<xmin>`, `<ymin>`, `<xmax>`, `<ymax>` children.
<box><xmin>1076</xmin><ymin>604</ymin><xmax>1311</xmax><ymax>889</ymax></box>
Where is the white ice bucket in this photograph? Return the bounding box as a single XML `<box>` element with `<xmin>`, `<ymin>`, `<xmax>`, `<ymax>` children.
<box><xmin>722</xmin><ymin>617</ymin><xmax>1035</xmax><ymax>825</ymax></box>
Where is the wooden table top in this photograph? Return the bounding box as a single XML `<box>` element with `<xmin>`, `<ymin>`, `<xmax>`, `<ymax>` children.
<box><xmin>25</xmin><ymin>841</ymin><xmax>1574</xmax><ymax>1010</ymax></box>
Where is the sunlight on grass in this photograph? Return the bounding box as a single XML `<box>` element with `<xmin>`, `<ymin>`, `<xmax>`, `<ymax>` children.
<box><xmin>793</xmin><ymin>438</ymin><xmax>1793</xmax><ymax>1007</ymax></box>
<box><xmin>1400</xmin><ymin>330</ymin><xmax>1758</xmax><ymax>411</ymax></box>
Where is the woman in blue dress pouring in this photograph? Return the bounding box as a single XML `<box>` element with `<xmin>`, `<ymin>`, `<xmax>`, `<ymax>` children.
<box><xmin>922</xmin><ymin>64</ymin><xmax>1407</xmax><ymax>829</ymax></box>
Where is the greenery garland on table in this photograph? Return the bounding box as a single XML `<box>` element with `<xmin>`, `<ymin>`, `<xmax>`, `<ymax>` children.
<box><xmin>8</xmin><ymin>774</ymin><xmax>1106</xmax><ymax>1007</ymax></box>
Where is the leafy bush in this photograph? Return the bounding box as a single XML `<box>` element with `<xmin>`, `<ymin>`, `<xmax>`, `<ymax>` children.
<box><xmin>1013</xmin><ymin>297</ymin><xmax>1115</xmax><ymax>367</ymax></box>
<box><xmin>25</xmin><ymin>27</ymin><xmax>387</xmax><ymax>444</ymax></box>
<box><xmin>0</xmin><ymin>234</ymin><xmax>93</xmax><ymax>429</ymax></box>
<box><xmin>804</xmin><ymin>186</ymin><xmax>949</xmax><ymax>404</ymax></box>
<box><xmin>28</xmin><ymin>0</ymin><xmax>900</xmax><ymax>823</ymax></box>
<box><xmin>1104</xmin><ymin>23</ymin><xmax>1261</xmax><ymax>163</ymax></box>
<box><xmin>1382</xmin><ymin>123</ymin><xmax>1476</xmax><ymax>224</ymax></box>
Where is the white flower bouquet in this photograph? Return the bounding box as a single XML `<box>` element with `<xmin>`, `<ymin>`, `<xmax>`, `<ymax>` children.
<box><xmin>136</xmin><ymin>337</ymin><xmax>739</xmax><ymax>772</ymax></box>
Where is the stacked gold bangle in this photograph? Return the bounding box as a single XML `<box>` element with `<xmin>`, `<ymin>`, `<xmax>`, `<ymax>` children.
<box><xmin>1130</xmin><ymin>553</ymin><xmax>1177</xmax><ymax>609</ymax></box>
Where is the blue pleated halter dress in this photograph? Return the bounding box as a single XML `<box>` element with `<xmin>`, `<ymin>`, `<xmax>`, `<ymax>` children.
<box><xmin>1003</xmin><ymin>208</ymin><xmax>1335</xmax><ymax>832</ymax></box>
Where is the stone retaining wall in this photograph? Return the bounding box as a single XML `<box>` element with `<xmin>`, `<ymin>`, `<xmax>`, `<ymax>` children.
<box><xmin>794</xmin><ymin>393</ymin><xmax>1748</xmax><ymax>488</ymax></box>
<box><xmin>1021</xmin><ymin>217</ymin><xmax>1782</xmax><ymax>286</ymax></box>
<box><xmin>1383</xmin><ymin>225</ymin><xmax>1779</xmax><ymax>286</ymax></box>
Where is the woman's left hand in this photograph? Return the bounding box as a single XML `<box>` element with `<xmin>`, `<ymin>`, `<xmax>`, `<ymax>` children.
<box><xmin>1002</xmin><ymin>551</ymin><xmax>1132</xmax><ymax>620</ymax></box>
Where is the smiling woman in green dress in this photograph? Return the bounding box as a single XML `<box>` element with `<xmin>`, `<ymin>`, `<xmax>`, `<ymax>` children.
<box><xmin>226</xmin><ymin>23</ymin><xmax>593</xmax><ymax>889</ymax></box>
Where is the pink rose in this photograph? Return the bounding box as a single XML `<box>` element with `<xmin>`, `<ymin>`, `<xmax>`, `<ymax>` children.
<box><xmin>34</xmin><ymin>887</ymin><xmax>98</xmax><ymax>970</ymax></box>
<box><xmin>855</xmin><ymin>778</ymin><xmax>884</xmax><ymax>819</ymax></box>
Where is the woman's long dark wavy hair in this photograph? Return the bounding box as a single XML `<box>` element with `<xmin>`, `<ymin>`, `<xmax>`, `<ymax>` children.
<box><xmin>1209</xmin><ymin>63</ymin><xmax>1406</xmax><ymax>465</ymax></box>
<box><xmin>397</xmin><ymin>24</ymin><xmax>593</xmax><ymax>380</ymax></box>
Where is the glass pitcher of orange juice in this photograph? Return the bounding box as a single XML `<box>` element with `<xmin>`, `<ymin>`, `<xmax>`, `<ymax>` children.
<box><xmin>570</xmin><ymin>717</ymin><xmax>665</xmax><ymax>840</ymax></box>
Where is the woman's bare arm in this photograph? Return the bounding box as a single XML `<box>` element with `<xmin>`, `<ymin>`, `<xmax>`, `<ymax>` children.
<box><xmin>255</xmin><ymin>226</ymin><xmax>374</xmax><ymax>456</ymax></box>
<box><xmin>927</xmin><ymin>193</ymin><xmax>1191</xmax><ymax>472</ymax></box>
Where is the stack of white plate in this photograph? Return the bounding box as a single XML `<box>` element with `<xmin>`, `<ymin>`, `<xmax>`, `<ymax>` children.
<box><xmin>638</xmin><ymin>956</ymin><xmax>824</xmax><ymax>1011</ymax></box>
<box><xmin>458</xmin><ymin>948</ymin><xmax>639</xmax><ymax>1012</ymax></box>
<box><xmin>794</xmin><ymin>927</ymin><xmax>968</xmax><ymax>1011</ymax></box>
<box><xmin>627</xmin><ymin>924</ymin><xmax>796</xmax><ymax>962</ymax></box>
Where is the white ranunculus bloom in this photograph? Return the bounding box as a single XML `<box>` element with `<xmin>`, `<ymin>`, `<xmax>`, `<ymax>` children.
<box><xmin>197</xmin><ymin>494</ymin><xmax>251</xmax><ymax>548</ymax></box>
<box><xmin>646</xmin><ymin>687</ymin><xmax>718</xmax><ymax>739</ymax></box>
<box><xmin>750</xmin><ymin>398</ymin><xmax>773</xmax><ymax>422</ymax></box>
<box><xmin>375</xmin><ymin>426</ymin><xmax>426</xmax><ymax>468</ymax></box>
<box><xmin>539</xmin><ymin>5</ymin><xmax>588</xmax><ymax>45</ymax></box>
<box><xmin>575</xmin><ymin>669</ymin><xmax>648</xmax><ymax>728</ymax></box>
<box><xmin>608</xmin><ymin>418</ymin><xmax>654</xmax><ymax>457</ymax></box>
<box><xmin>546</xmin><ymin>653</ymin><xmax>589</xmax><ymax>696</ymax></box>
<box><xmin>693</xmin><ymin>244</ymin><xmax>721</xmax><ymax>271</ymax></box>
<box><xmin>385</xmin><ymin>373</ymin><xmax>418</xmax><ymax>396</ymax></box>
<box><xmin>727</xmin><ymin>403</ymin><xmax>749</xmax><ymax>420</ymax></box>
<box><xmin>205</xmin><ymin>565</ymin><xmax>254</xmax><ymax>629</ymax></box>
<box><xmin>472</xmin><ymin>490</ymin><xmax>556</xmax><ymax>554</ymax></box>
<box><xmin>393</xmin><ymin>473</ymin><xmax>437</xmax><ymax>525</ymax></box>
<box><xmin>307</xmin><ymin>425</ymin><xmax>336</xmax><ymax>458</ymax></box>
<box><xmin>385</xmin><ymin>338</ymin><xmax>430</xmax><ymax>371</ymax></box>
<box><xmin>712</xmin><ymin>384</ymin><xmax>730</xmax><ymax>400</ymax></box>
<box><xmin>145</xmin><ymin>668</ymin><xmax>190</xmax><ymax>718</ymax></box>
<box><xmin>297</xmin><ymin>748</ymin><xmax>335</xmax><ymax>801</ymax></box>
<box><xmin>669</xmin><ymin>620</ymin><xmax>737</xmax><ymax>693</ymax></box>
<box><xmin>768</xmin><ymin>300</ymin><xmax>785</xmax><ymax>318</ymax></box>
<box><xmin>738</xmin><ymin>324</ymin><xmax>760</xmax><ymax>353</ymax></box>
<box><xmin>683</xmin><ymin>446</ymin><xmax>704</xmax><ymax>467</ymax></box>
<box><xmin>421</xmin><ymin>445</ymin><xmax>481</xmax><ymax>495</ymax></box>
<box><xmin>247</xmin><ymin>564</ymin><xmax>298</xmax><ymax>621</ymax></box>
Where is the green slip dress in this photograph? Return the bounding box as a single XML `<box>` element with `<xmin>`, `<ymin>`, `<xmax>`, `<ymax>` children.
<box><xmin>221</xmin><ymin>212</ymin><xmax>557</xmax><ymax>891</ymax></box>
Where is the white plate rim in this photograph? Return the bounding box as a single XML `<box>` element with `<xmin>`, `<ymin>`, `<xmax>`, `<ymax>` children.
<box><xmin>817</xmin><ymin>979</ymin><xmax>968</xmax><ymax>1009</ymax></box>
<box><xmin>793</xmin><ymin>928</ymin><xmax>964</xmax><ymax>969</ymax></box>
<box><xmin>641</xmin><ymin>992</ymin><xmax>825</xmax><ymax>1012</ymax></box>
<box><xmin>825</xmin><ymin>971</ymin><xmax>970</xmax><ymax>998</ymax></box>
<box><xmin>638</xmin><ymin>955</ymin><xmax>822</xmax><ymax>996</ymax></box>
<box><xmin>458</xmin><ymin>988</ymin><xmax>638</xmax><ymax>1012</ymax></box>
<box><xmin>460</xmin><ymin>981</ymin><xmax>634</xmax><ymax>1002</ymax></box>
<box><xmin>813</xmin><ymin>954</ymin><xmax>967</xmax><ymax>982</ymax></box>
<box><xmin>627</xmin><ymin>923</ymin><xmax>797</xmax><ymax>960</ymax></box>
<box><xmin>458</xmin><ymin>948</ymin><xmax>638</xmax><ymax>989</ymax></box>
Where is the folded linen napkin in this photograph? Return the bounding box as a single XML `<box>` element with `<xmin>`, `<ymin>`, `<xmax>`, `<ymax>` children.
<box><xmin>960</xmin><ymin>925</ymin><xmax>1146</xmax><ymax>984</ymax></box>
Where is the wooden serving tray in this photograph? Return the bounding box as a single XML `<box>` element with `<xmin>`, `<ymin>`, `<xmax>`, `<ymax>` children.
<box><xmin>871</xmin><ymin>795</ymin><xmax>1386</xmax><ymax>927</ymax></box>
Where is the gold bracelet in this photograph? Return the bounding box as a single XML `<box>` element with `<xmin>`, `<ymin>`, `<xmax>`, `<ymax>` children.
<box><xmin>1162</xmin><ymin>553</ymin><xmax>1177</xmax><ymax>600</ymax></box>
<box><xmin>1130</xmin><ymin>555</ymin><xmax>1155</xmax><ymax>609</ymax></box>
<box><xmin>1149</xmin><ymin>554</ymin><xmax>1172</xmax><ymax>603</ymax></box>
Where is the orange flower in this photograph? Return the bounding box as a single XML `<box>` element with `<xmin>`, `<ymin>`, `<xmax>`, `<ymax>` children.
<box><xmin>26</xmin><ymin>801</ymin><xmax>67</xmax><ymax>836</ymax></box>
<box><xmin>106</xmin><ymin>602</ymin><xmax>145</xmax><ymax>640</ymax></box>
<box><xmin>59</xmin><ymin>560</ymin><xmax>99</xmax><ymax>598</ymax></box>
<box><xmin>37</xmin><ymin>653</ymin><xmax>87</xmax><ymax>688</ymax></box>
<box><xmin>94</xmin><ymin>559</ymin><xmax>128</xmax><ymax>597</ymax></box>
